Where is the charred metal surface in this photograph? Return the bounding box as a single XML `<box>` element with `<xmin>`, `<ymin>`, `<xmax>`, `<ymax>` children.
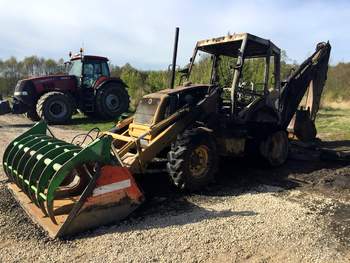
<box><xmin>280</xmin><ymin>42</ymin><xmax>331</xmax><ymax>130</ymax></box>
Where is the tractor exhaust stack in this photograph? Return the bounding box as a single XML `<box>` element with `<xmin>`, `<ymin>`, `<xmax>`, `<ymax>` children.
<box><xmin>170</xmin><ymin>27</ymin><xmax>180</xmax><ymax>89</ymax></box>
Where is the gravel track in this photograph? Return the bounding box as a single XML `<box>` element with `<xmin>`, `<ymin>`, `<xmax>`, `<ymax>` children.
<box><xmin>0</xmin><ymin>115</ymin><xmax>349</xmax><ymax>262</ymax></box>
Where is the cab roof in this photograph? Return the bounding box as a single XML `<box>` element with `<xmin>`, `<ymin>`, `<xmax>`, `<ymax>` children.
<box><xmin>143</xmin><ymin>85</ymin><xmax>210</xmax><ymax>99</ymax></box>
<box><xmin>70</xmin><ymin>55</ymin><xmax>109</xmax><ymax>61</ymax></box>
<box><xmin>196</xmin><ymin>33</ymin><xmax>280</xmax><ymax>58</ymax></box>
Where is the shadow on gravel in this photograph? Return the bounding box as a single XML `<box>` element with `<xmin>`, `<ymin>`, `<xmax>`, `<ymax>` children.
<box><xmin>0</xmin><ymin>123</ymin><xmax>33</xmax><ymax>128</ymax></box>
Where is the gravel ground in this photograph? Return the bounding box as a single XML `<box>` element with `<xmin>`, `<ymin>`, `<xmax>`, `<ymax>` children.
<box><xmin>0</xmin><ymin>115</ymin><xmax>349</xmax><ymax>262</ymax></box>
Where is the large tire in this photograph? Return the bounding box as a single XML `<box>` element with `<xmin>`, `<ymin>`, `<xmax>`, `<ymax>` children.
<box><xmin>95</xmin><ymin>82</ymin><xmax>130</xmax><ymax>120</ymax></box>
<box><xmin>167</xmin><ymin>129</ymin><xmax>218</xmax><ymax>191</ymax></box>
<box><xmin>259</xmin><ymin>130</ymin><xmax>289</xmax><ymax>166</ymax></box>
<box><xmin>25</xmin><ymin>107</ymin><xmax>40</xmax><ymax>122</ymax></box>
<box><xmin>36</xmin><ymin>92</ymin><xmax>74</xmax><ymax>124</ymax></box>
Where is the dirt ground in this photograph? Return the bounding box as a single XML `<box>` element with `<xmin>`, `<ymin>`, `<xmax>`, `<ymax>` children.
<box><xmin>0</xmin><ymin>115</ymin><xmax>349</xmax><ymax>262</ymax></box>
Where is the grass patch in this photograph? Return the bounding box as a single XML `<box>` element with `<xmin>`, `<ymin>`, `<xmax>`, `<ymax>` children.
<box><xmin>70</xmin><ymin>116</ymin><xmax>116</xmax><ymax>131</ymax></box>
<box><xmin>65</xmin><ymin>112</ymin><xmax>133</xmax><ymax>132</ymax></box>
<box><xmin>316</xmin><ymin>108</ymin><xmax>350</xmax><ymax>140</ymax></box>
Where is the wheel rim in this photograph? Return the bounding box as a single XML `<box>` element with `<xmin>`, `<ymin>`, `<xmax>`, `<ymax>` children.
<box><xmin>105</xmin><ymin>94</ymin><xmax>120</xmax><ymax>111</ymax></box>
<box><xmin>189</xmin><ymin>145</ymin><xmax>209</xmax><ymax>177</ymax></box>
<box><xmin>49</xmin><ymin>101</ymin><xmax>67</xmax><ymax>119</ymax></box>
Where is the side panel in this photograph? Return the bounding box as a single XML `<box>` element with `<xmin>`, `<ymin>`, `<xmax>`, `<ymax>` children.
<box><xmin>31</xmin><ymin>75</ymin><xmax>78</xmax><ymax>95</ymax></box>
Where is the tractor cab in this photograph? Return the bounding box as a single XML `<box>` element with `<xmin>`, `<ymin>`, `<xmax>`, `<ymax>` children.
<box><xmin>183</xmin><ymin>33</ymin><xmax>281</xmax><ymax>124</ymax></box>
<box><xmin>68</xmin><ymin>54</ymin><xmax>110</xmax><ymax>89</ymax></box>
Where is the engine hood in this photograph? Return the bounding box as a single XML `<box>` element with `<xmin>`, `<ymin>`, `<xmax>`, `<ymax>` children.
<box><xmin>22</xmin><ymin>74</ymin><xmax>76</xmax><ymax>83</ymax></box>
<box><xmin>14</xmin><ymin>74</ymin><xmax>78</xmax><ymax>103</ymax></box>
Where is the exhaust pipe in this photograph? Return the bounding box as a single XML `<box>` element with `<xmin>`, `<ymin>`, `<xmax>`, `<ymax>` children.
<box><xmin>170</xmin><ymin>27</ymin><xmax>180</xmax><ymax>89</ymax></box>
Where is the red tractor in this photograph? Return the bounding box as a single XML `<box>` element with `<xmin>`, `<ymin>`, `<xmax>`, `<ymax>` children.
<box><xmin>0</xmin><ymin>51</ymin><xmax>130</xmax><ymax>124</ymax></box>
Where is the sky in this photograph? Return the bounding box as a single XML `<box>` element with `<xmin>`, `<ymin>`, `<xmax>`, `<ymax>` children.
<box><xmin>0</xmin><ymin>0</ymin><xmax>349</xmax><ymax>69</ymax></box>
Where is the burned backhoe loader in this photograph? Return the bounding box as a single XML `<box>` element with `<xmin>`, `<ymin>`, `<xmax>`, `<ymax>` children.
<box><xmin>2</xmin><ymin>32</ymin><xmax>331</xmax><ymax>238</ymax></box>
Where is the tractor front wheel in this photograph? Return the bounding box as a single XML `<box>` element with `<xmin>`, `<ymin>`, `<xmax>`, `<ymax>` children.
<box><xmin>36</xmin><ymin>92</ymin><xmax>74</xmax><ymax>124</ymax></box>
<box><xmin>167</xmin><ymin>129</ymin><xmax>218</xmax><ymax>191</ymax></box>
<box><xmin>95</xmin><ymin>82</ymin><xmax>130</xmax><ymax>120</ymax></box>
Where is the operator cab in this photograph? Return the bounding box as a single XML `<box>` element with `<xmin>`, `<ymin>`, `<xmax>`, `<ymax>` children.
<box><xmin>68</xmin><ymin>55</ymin><xmax>110</xmax><ymax>88</ymax></box>
<box><xmin>183</xmin><ymin>33</ymin><xmax>281</xmax><ymax>123</ymax></box>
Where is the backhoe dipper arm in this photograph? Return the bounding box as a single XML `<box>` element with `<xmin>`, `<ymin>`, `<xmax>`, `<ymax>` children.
<box><xmin>279</xmin><ymin>42</ymin><xmax>331</xmax><ymax>129</ymax></box>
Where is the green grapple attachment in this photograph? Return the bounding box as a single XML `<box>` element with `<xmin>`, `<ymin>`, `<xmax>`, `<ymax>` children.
<box><xmin>2</xmin><ymin>122</ymin><xmax>144</xmax><ymax>238</ymax></box>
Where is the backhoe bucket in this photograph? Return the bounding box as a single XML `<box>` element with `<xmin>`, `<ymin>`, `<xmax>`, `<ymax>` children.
<box><xmin>2</xmin><ymin>122</ymin><xmax>144</xmax><ymax>238</ymax></box>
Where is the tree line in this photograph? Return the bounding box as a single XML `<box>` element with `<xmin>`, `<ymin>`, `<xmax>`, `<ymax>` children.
<box><xmin>0</xmin><ymin>54</ymin><xmax>348</xmax><ymax>107</ymax></box>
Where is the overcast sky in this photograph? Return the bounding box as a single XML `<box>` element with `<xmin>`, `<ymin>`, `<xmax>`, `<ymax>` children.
<box><xmin>0</xmin><ymin>0</ymin><xmax>348</xmax><ymax>69</ymax></box>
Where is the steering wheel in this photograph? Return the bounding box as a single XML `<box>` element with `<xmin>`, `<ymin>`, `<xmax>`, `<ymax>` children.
<box><xmin>236</xmin><ymin>81</ymin><xmax>263</xmax><ymax>106</ymax></box>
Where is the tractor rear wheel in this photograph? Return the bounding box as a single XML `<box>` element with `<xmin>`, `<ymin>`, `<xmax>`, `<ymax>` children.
<box><xmin>25</xmin><ymin>108</ymin><xmax>40</xmax><ymax>122</ymax></box>
<box><xmin>259</xmin><ymin>130</ymin><xmax>289</xmax><ymax>166</ymax></box>
<box><xmin>167</xmin><ymin>129</ymin><xmax>218</xmax><ymax>191</ymax></box>
<box><xmin>95</xmin><ymin>82</ymin><xmax>129</xmax><ymax>120</ymax></box>
<box><xmin>36</xmin><ymin>92</ymin><xmax>74</xmax><ymax>124</ymax></box>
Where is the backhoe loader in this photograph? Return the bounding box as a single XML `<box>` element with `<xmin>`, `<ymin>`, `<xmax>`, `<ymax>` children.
<box><xmin>1</xmin><ymin>32</ymin><xmax>331</xmax><ymax>238</ymax></box>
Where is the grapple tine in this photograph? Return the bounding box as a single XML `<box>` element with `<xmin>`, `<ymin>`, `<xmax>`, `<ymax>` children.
<box><xmin>5</xmin><ymin>135</ymin><xmax>37</xmax><ymax>182</ymax></box>
<box><xmin>28</xmin><ymin>143</ymin><xmax>80</xmax><ymax>205</ymax></box>
<box><xmin>2</xmin><ymin>122</ymin><xmax>47</xmax><ymax>179</ymax></box>
<box><xmin>20</xmin><ymin>138</ymin><xmax>57</xmax><ymax>190</ymax></box>
<box><xmin>12</xmin><ymin>135</ymin><xmax>49</xmax><ymax>186</ymax></box>
<box><xmin>36</xmin><ymin>149</ymin><xmax>81</xmax><ymax>219</ymax></box>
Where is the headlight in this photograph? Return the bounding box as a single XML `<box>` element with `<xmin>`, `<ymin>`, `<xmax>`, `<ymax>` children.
<box><xmin>14</xmin><ymin>91</ymin><xmax>28</xmax><ymax>96</ymax></box>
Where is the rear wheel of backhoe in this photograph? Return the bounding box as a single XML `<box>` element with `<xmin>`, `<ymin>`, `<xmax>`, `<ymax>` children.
<box><xmin>259</xmin><ymin>130</ymin><xmax>289</xmax><ymax>167</ymax></box>
<box><xmin>95</xmin><ymin>82</ymin><xmax>130</xmax><ymax>120</ymax></box>
<box><xmin>37</xmin><ymin>92</ymin><xmax>74</xmax><ymax>124</ymax></box>
<box><xmin>167</xmin><ymin>129</ymin><xmax>218</xmax><ymax>191</ymax></box>
<box><xmin>25</xmin><ymin>107</ymin><xmax>40</xmax><ymax>122</ymax></box>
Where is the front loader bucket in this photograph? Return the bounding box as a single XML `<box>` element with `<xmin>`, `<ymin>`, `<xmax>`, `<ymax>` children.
<box><xmin>2</xmin><ymin>122</ymin><xmax>144</xmax><ymax>238</ymax></box>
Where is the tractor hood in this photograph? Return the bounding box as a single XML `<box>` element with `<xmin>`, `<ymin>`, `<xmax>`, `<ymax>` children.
<box><xmin>15</xmin><ymin>75</ymin><xmax>78</xmax><ymax>98</ymax></box>
<box><xmin>22</xmin><ymin>74</ymin><xmax>77</xmax><ymax>88</ymax></box>
<box><xmin>23</xmin><ymin>74</ymin><xmax>75</xmax><ymax>82</ymax></box>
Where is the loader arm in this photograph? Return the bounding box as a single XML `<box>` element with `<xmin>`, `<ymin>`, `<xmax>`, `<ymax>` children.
<box><xmin>133</xmin><ymin>88</ymin><xmax>219</xmax><ymax>172</ymax></box>
<box><xmin>279</xmin><ymin>42</ymin><xmax>331</xmax><ymax>129</ymax></box>
<box><xmin>106</xmin><ymin>86</ymin><xmax>221</xmax><ymax>174</ymax></box>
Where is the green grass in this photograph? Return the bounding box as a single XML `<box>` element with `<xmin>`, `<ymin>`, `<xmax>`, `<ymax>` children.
<box><xmin>316</xmin><ymin>107</ymin><xmax>350</xmax><ymax>140</ymax></box>
<box><xmin>71</xmin><ymin>115</ymin><xmax>116</xmax><ymax>131</ymax></box>
<box><xmin>65</xmin><ymin>112</ymin><xmax>132</xmax><ymax>132</ymax></box>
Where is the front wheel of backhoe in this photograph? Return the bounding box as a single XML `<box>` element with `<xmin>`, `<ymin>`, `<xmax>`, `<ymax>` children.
<box><xmin>259</xmin><ymin>130</ymin><xmax>289</xmax><ymax>167</ymax></box>
<box><xmin>167</xmin><ymin>129</ymin><xmax>218</xmax><ymax>191</ymax></box>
